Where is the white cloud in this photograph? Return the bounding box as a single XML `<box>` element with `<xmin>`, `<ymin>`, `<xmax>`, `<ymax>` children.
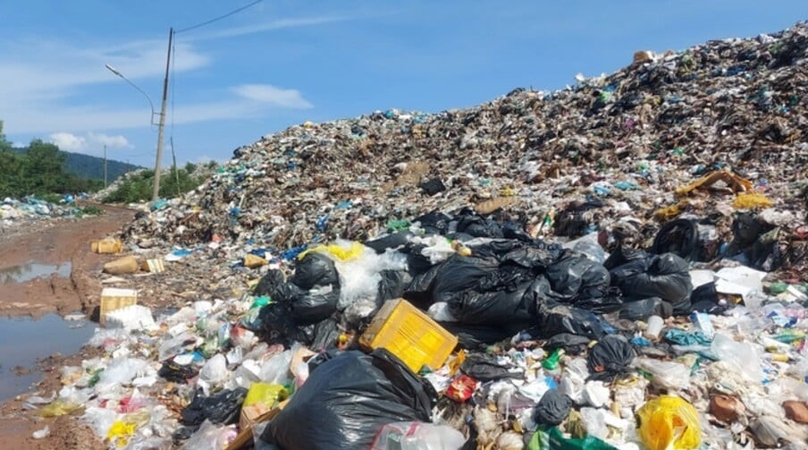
<box><xmin>49</xmin><ymin>132</ymin><xmax>87</xmax><ymax>151</ymax></box>
<box><xmin>0</xmin><ymin>14</ymin><xmax>332</xmax><ymax>134</ymax></box>
<box><xmin>48</xmin><ymin>131</ymin><xmax>133</xmax><ymax>153</ymax></box>
<box><xmin>185</xmin><ymin>16</ymin><xmax>349</xmax><ymax>42</ymax></box>
<box><xmin>232</xmin><ymin>84</ymin><xmax>313</xmax><ymax>109</ymax></box>
<box><xmin>88</xmin><ymin>132</ymin><xmax>132</xmax><ymax>149</ymax></box>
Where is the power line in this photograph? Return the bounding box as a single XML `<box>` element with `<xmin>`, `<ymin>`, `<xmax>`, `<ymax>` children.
<box><xmin>175</xmin><ymin>0</ymin><xmax>263</xmax><ymax>34</ymax></box>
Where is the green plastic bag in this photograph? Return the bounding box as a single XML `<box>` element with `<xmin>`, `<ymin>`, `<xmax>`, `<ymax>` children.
<box><xmin>528</xmin><ymin>427</ymin><xmax>618</xmax><ymax>450</ymax></box>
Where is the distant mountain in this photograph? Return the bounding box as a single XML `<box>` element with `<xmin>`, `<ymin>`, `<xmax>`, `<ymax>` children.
<box><xmin>11</xmin><ymin>148</ymin><xmax>142</xmax><ymax>182</ymax></box>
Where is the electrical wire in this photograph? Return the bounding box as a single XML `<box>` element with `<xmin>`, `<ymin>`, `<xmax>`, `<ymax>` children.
<box><xmin>174</xmin><ymin>0</ymin><xmax>263</xmax><ymax>34</ymax></box>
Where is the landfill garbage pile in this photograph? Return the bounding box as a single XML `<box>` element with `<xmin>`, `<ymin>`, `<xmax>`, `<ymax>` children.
<box><xmin>0</xmin><ymin>196</ymin><xmax>86</xmax><ymax>228</ymax></box>
<box><xmin>125</xmin><ymin>22</ymin><xmax>808</xmax><ymax>279</ymax></box>
<box><xmin>26</xmin><ymin>21</ymin><xmax>808</xmax><ymax>450</ymax></box>
<box><xmin>32</xmin><ymin>215</ymin><xmax>808</xmax><ymax>450</ymax></box>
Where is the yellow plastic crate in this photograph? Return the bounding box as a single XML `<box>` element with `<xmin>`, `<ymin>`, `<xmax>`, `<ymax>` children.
<box><xmin>360</xmin><ymin>299</ymin><xmax>458</xmax><ymax>373</ymax></box>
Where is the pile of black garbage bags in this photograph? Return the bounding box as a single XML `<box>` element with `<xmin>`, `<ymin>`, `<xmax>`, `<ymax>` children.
<box><xmin>248</xmin><ymin>209</ymin><xmax>702</xmax><ymax>351</ymax></box>
<box><xmin>237</xmin><ymin>209</ymin><xmax>721</xmax><ymax>449</ymax></box>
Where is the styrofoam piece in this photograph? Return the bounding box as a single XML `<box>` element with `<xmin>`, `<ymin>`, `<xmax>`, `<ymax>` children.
<box><xmin>105</xmin><ymin>305</ymin><xmax>156</xmax><ymax>331</ymax></box>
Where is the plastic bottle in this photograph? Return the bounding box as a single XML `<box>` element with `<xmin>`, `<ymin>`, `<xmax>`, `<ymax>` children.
<box><xmin>645</xmin><ymin>315</ymin><xmax>664</xmax><ymax>339</ymax></box>
<box><xmin>542</xmin><ymin>349</ymin><xmax>564</xmax><ymax>370</ymax></box>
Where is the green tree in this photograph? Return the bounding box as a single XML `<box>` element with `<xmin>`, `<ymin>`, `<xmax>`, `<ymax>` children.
<box><xmin>22</xmin><ymin>139</ymin><xmax>67</xmax><ymax>194</ymax></box>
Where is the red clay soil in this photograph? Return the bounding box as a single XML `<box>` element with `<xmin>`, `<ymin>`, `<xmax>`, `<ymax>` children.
<box><xmin>0</xmin><ymin>204</ymin><xmax>135</xmax><ymax>450</ymax></box>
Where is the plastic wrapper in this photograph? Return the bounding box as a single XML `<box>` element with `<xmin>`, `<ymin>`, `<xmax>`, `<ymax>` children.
<box><xmin>199</xmin><ymin>353</ymin><xmax>228</xmax><ymax>387</ymax></box>
<box><xmin>563</xmin><ymin>233</ymin><xmax>607</xmax><ymax>263</ymax></box>
<box><xmin>710</xmin><ymin>333</ymin><xmax>763</xmax><ymax>382</ymax></box>
<box><xmin>370</xmin><ymin>422</ymin><xmax>467</xmax><ymax>450</ymax></box>
<box><xmin>258</xmin><ymin>347</ymin><xmax>294</xmax><ymax>385</ymax></box>
<box><xmin>179</xmin><ymin>420</ymin><xmax>238</xmax><ymax>450</ymax></box>
<box><xmin>527</xmin><ymin>426</ymin><xmax>618</xmax><ymax>450</ymax></box>
<box><xmin>38</xmin><ymin>399</ymin><xmax>83</xmax><ymax>418</ymax></box>
<box><xmin>632</xmin><ymin>358</ymin><xmax>692</xmax><ymax>391</ymax></box>
<box><xmin>636</xmin><ymin>396</ymin><xmax>701</xmax><ymax>450</ymax></box>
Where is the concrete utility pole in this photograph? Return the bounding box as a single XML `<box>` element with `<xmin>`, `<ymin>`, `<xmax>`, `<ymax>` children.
<box><xmin>105</xmin><ymin>26</ymin><xmax>173</xmax><ymax>203</ymax></box>
<box><xmin>103</xmin><ymin>144</ymin><xmax>108</xmax><ymax>187</ymax></box>
<box><xmin>153</xmin><ymin>28</ymin><xmax>174</xmax><ymax>203</ymax></box>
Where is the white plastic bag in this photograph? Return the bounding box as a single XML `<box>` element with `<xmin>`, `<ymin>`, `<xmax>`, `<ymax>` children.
<box><xmin>180</xmin><ymin>420</ymin><xmax>238</xmax><ymax>450</ymax></box>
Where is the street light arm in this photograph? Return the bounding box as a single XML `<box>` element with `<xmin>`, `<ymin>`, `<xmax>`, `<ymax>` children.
<box><xmin>105</xmin><ymin>64</ymin><xmax>157</xmax><ymax>120</ymax></box>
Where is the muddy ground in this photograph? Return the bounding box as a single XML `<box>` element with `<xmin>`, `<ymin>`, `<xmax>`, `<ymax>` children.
<box><xmin>0</xmin><ymin>204</ymin><xmax>135</xmax><ymax>450</ymax></box>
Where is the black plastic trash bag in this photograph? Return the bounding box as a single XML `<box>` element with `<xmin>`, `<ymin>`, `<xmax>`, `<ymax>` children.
<box><xmin>310</xmin><ymin>317</ymin><xmax>341</xmax><ymax>352</ymax></box>
<box><xmin>535</xmin><ymin>302</ymin><xmax>606</xmax><ymax>340</ymax></box>
<box><xmin>290</xmin><ymin>252</ymin><xmax>340</xmax><ymax>291</ymax></box>
<box><xmin>545</xmin><ymin>334</ymin><xmax>592</xmax><ymax>356</ymax></box>
<box><xmin>377</xmin><ymin>270</ymin><xmax>414</xmax><ymax>303</ymax></box>
<box><xmin>688</xmin><ymin>282</ymin><xmax>729</xmax><ymax>314</ymax></box>
<box><xmin>607</xmin><ymin>250</ymin><xmax>692</xmax><ymax>315</ymax></box>
<box><xmin>258</xmin><ymin>302</ymin><xmax>313</xmax><ymax>345</ymax></box>
<box><xmin>544</xmin><ymin>253</ymin><xmax>610</xmax><ymax>299</ymax></box>
<box><xmin>364</xmin><ymin>231</ymin><xmax>413</xmax><ymax>254</ymax></box>
<box><xmin>544</xmin><ymin>252</ymin><xmax>622</xmax><ymax>313</ymax></box>
<box><xmin>618</xmin><ymin>297</ymin><xmax>673</xmax><ymax>320</ymax></box>
<box><xmin>180</xmin><ymin>387</ymin><xmax>248</xmax><ymax>426</ymax></box>
<box><xmin>651</xmin><ymin>218</ymin><xmax>699</xmax><ymax>261</ymax></box>
<box><xmin>158</xmin><ymin>359</ymin><xmax>199</xmax><ymax>383</ymax></box>
<box><xmin>403</xmin><ymin>262</ymin><xmax>443</xmax><ymax>310</ymax></box>
<box><xmin>432</xmin><ymin>254</ymin><xmax>501</xmax><ymax>304</ymax></box>
<box><xmin>553</xmin><ymin>198</ymin><xmax>606</xmax><ymax>238</ymax></box>
<box><xmin>460</xmin><ymin>353</ymin><xmax>524</xmax><ymax>382</ymax></box>
<box><xmin>587</xmin><ymin>335</ymin><xmax>635</xmax><ymax>381</ymax></box>
<box><xmin>253</xmin><ymin>269</ymin><xmax>286</xmax><ymax>297</ymax></box>
<box><xmin>262</xmin><ymin>349</ymin><xmax>437</xmax><ymax>450</ymax></box>
<box><xmin>290</xmin><ymin>285</ymin><xmax>340</xmax><ymax>325</ymax></box>
<box><xmin>533</xmin><ymin>389</ymin><xmax>572</xmax><ymax>426</ymax></box>
<box><xmin>419</xmin><ymin>177</ymin><xmax>447</xmax><ymax>196</ymax></box>
<box><xmin>412</xmin><ymin>210</ymin><xmax>453</xmax><ymax>235</ymax></box>
<box><xmin>448</xmin><ymin>280</ymin><xmax>537</xmax><ymax>327</ymax></box>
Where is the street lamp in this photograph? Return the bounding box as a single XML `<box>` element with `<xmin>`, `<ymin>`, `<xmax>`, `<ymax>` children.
<box><xmin>104</xmin><ymin>64</ymin><xmax>158</xmax><ymax>125</ymax></box>
<box><xmin>105</xmin><ymin>27</ymin><xmax>173</xmax><ymax>203</ymax></box>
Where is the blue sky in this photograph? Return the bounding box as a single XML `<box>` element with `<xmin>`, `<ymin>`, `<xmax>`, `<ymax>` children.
<box><xmin>2</xmin><ymin>1</ymin><xmax>807</xmax><ymax>168</ymax></box>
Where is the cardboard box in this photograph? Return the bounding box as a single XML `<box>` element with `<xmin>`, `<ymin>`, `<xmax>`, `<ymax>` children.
<box><xmin>360</xmin><ymin>299</ymin><xmax>458</xmax><ymax>373</ymax></box>
<box><xmin>226</xmin><ymin>400</ymin><xmax>288</xmax><ymax>450</ymax></box>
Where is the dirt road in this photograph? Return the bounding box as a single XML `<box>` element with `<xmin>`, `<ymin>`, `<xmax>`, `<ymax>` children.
<box><xmin>0</xmin><ymin>204</ymin><xmax>135</xmax><ymax>318</ymax></box>
<box><xmin>0</xmin><ymin>204</ymin><xmax>135</xmax><ymax>450</ymax></box>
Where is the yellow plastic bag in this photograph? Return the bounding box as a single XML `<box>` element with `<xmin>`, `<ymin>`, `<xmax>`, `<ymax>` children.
<box><xmin>299</xmin><ymin>241</ymin><xmax>365</xmax><ymax>262</ymax></box>
<box><xmin>244</xmin><ymin>254</ymin><xmax>268</xmax><ymax>269</ymax></box>
<box><xmin>244</xmin><ymin>383</ymin><xmax>288</xmax><ymax>408</ymax></box>
<box><xmin>637</xmin><ymin>396</ymin><xmax>701</xmax><ymax>450</ymax></box>
<box><xmin>38</xmin><ymin>399</ymin><xmax>83</xmax><ymax>418</ymax></box>
<box><xmin>107</xmin><ymin>410</ymin><xmax>151</xmax><ymax>448</ymax></box>
<box><xmin>107</xmin><ymin>421</ymin><xmax>136</xmax><ymax>448</ymax></box>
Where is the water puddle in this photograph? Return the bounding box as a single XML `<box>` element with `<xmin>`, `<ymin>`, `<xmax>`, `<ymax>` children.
<box><xmin>0</xmin><ymin>314</ymin><xmax>96</xmax><ymax>401</ymax></box>
<box><xmin>0</xmin><ymin>262</ymin><xmax>71</xmax><ymax>284</ymax></box>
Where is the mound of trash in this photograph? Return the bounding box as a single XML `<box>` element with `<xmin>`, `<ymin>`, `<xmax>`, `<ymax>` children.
<box><xmin>125</xmin><ymin>22</ymin><xmax>808</xmax><ymax>272</ymax></box>
<box><xmin>0</xmin><ymin>196</ymin><xmax>88</xmax><ymax>228</ymax></box>
<box><xmin>30</xmin><ymin>21</ymin><xmax>808</xmax><ymax>450</ymax></box>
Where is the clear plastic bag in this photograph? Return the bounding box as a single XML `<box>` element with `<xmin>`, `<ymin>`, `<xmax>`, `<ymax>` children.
<box><xmin>370</xmin><ymin>422</ymin><xmax>466</xmax><ymax>450</ymax></box>
<box><xmin>179</xmin><ymin>420</ymin><xmax>238</xmax><ymax>450</ymax></box>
